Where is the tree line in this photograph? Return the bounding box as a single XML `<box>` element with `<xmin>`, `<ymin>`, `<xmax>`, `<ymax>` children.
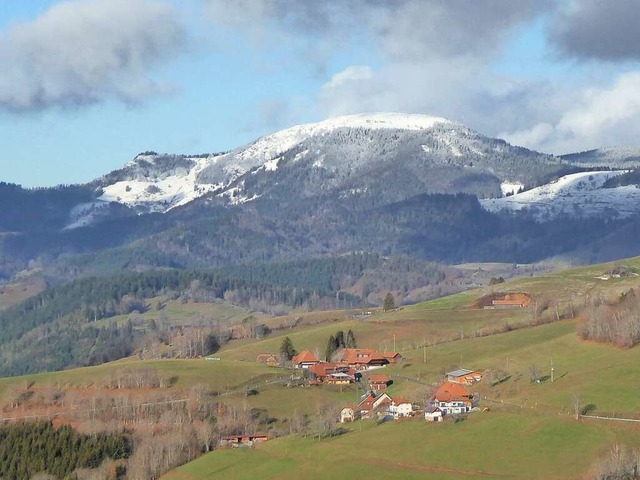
<box><xmin>0</xmin><ymin>421</ymin><xmax>130</xmax><ymax>479</ymax></box>
<box><xmin>578</xmin><ymin>288</ymin><xmax>640</xmax><ymax>348</ymax></box>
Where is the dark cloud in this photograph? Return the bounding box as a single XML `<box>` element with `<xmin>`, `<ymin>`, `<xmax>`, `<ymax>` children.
<box><xmin>367</xmin><ymin>0</ymin><xmax>550</xmax><ymax>60</ymax></box>
<box><xmin>550</xmin><ymin>0</ymin><xmax>640</xmax><ymax>61</ymax></box>
<box><xmin>0</xmin><ymin>0</ymin><xmax>186</xmax><ymax>112</ymax></box>
<box><xmin>206</xmin><ymin>0</ymin><xmax>550</xmax><ymax>61</ymax></box>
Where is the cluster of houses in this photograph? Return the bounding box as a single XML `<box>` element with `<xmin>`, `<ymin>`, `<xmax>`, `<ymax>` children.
<box><xmin>340</xmin><ymin>391</ymin><xmax>414</xmax><ymax>422</ymax></box>
<box><xmin>256</xmin><ymin>348</ymin><xmax>403</xmax><ymax>386</ymax></box>
<box><xmin>256</xmin><ymin>347</ymin><xmax>484</xmax><ymax>425</ymax></box>
<box><xmin>341</xmin><ymin>367</ymin><xmax>483</xmax><ymax>424</ymax></box>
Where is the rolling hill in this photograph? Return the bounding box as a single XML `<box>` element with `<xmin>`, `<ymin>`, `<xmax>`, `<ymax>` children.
<box><xmin>1</xmin><ymin>256</ymin><xmax>640</xmax><ymax>478</ymax></box>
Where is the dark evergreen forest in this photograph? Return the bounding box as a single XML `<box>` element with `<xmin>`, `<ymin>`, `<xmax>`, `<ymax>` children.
<box><xmin>0</xmin><ymin>421</ymin><xmax>130</xmax><ymax>479</ymax></box>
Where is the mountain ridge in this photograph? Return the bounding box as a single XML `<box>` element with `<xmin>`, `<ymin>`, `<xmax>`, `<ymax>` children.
<box><xmin>2</xmin><ymin>112</ymin><xmax>640</xmax><ymax>280</ymax></box>
<box><xmin>91</xmin><ymin>112</ymin><xmax>570</xmax><ymax>220</ymax></box>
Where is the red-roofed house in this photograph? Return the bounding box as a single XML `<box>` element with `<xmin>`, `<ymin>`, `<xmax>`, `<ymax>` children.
<box><xmin>338</xmin><ymin>348</ymin><xmax>389</xmax><ymax>369</ymax></box>
<box><xmin>307</xmin><ymin>362</ymin><xmax>358</xmax><ymax>383</ymax></box>
<box><xmin>357</xmin><ymin>392</ymin><xmax>393</xmax><ymax>418</ymax></box>
<box><xmin>382</xmin><ymin>352</ymin><xmax>403</xmax><ymax>364</ymax></box>
<box><xmin>445</xmin><ymin>368</ymin><xmax>483</xmax><ymax>385</ymax></box>
<box><xmin>368</xmin><ymin>374</ymin><xmax>391</xmax><ymax>391</ymax></box>
<box><xmin>292</xmin><ymin>350</ymin><xmax>319</xmax><ymax>369</ymax></box>
<box><xmin>430</xmin><ymin>382</ymin><xmax>475</xmax><ymax>415</ymax></box>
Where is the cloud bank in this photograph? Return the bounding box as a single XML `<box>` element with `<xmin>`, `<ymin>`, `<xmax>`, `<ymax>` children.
<box><xmin>550</xmin><ymin>0</ymin><xmax>640</xmax><ymax>61</ymax></box>
<box><xmin>0</xmin><ymin>0</ymin><xmax>186</xmax><ymax>111</ymax></box>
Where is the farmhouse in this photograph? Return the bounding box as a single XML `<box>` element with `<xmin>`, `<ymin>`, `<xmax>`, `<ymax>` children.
<box><xmin>338</xmin><ymin>348</ymin><xmax>389</xmax><ymax>369</ymax></box>
<box><xmin>445</xmin><ymin>368</ymin><xmax>483</xmax><ymax>385</ymax></box>
<box><xmin>292</xmin><ymin>350</ymin><xmax>320</xmax><ymax>369</ymax></box>
<box><xmin>325</xmin><ymin>372</ymin><xmax>354</xmax><ymax>385</ymax></box>
<box><xmin>430</xmin><ymin>382</ymin><xmax>475</xmax><ymax>415</ymax></box>
<box><xmin>255</xmin><ymin>353</ymin><xmax>280</xmax><ymax>367</ymax></box>
<box><xmin>307</xmin><ymin>362</ymin><xmax>358</xmax><ymax>384</ymax></box>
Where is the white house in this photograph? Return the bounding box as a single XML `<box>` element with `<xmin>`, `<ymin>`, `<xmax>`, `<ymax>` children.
<box><xmin>340</xmin><ymin>407</ymin><xmax>356</xmax><ymax>423</ymax></box>
<box><xmin>430</xmin><ymin>382</ymin><xmax>474</xmax><ymax>415</ymax></box>
<box><xmin>424</xmin><ymin>405</ymin><xmax>443</xmax><ymax>422</ymax></box>
<box><xmin>388</xmin><ymin>398</ymin><xmax>413</xmax><ymax>418</ymax></box>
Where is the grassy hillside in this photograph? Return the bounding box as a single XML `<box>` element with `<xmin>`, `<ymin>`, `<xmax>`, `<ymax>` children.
<box><xmin>162</xmin><ymin>411</ymin><xmax>639</xmax><ymax>480</ymax></box>
<box><xmin>2</xmin><ymin>256</ymin><xmax>640</xmax><ymax>478</ymax></box>
<box><xmin>160</xmin><ymin>317</ymin><xmax>640</xmax><ymax>480</ymax></box>
<box><xmin>156</xmin><ymin>258</ymin><xmax>640</xmax><ymax>479</ymax></box>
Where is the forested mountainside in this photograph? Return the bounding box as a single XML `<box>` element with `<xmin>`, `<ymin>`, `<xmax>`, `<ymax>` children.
<box><xmin>0</xmin><ymin>253</ymin><xmax>453</xmax><ymax>376</ymax></box>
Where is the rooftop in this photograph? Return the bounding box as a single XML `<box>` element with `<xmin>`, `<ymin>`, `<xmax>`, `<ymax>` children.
<box><xmin>446</xmin><ymin>368</ymin><xmax>476</xmax><ymax>377</ymax></box>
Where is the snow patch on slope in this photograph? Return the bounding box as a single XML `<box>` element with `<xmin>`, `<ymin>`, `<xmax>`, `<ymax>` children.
<box><xmin>64</xmin><ymin>201</ymin><xmax>112</xmax><ymax>230</ymax></box>
<box><xmin>98</xmin><ymin>157</ymin><xmax>221</xmax><ymax>213</ymax></box>
<box><xmin>482</xmin><ymin>171</ymin><xmax>640</xmax><ymax>219</ymax></box>
<box><xmin>500</xmin><ymin>182</ymin><xmax>524</xmax><ymax>196</ymax></box>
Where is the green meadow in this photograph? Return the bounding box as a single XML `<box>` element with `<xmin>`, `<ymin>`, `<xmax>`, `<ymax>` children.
<box><xmin>162</xmin><ymin>411</ymin><xmax>640</xmax><ymax>480</ymax></box>
<box><xmin>2</xmin><ymin>257</ymin><xmax>640</xmax><ymax>478</ymax></box>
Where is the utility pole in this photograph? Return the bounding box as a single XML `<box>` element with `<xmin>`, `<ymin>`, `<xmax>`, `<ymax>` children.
<box><xmin>423</xmin><ymin>344</ymin><xmax>427</xmax><ymax>364</ymax></box>
<box><xmin>551</xmin><ymin>358</ymin><xmax>555</xmax><ymax>383</ymax></box>
<box><xmin>393</xmin><ymin>334</ymin><xmax>396</xmax><ymax>352</ymax></box>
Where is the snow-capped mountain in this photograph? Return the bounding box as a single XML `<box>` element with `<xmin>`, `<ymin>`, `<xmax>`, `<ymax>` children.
<box><xmin>481</xmin><ymin>170</ymin><xmax>640</xmax><ymax>220</ymax></box>
<box><xmin>58</xmin><ymin>112</ymin><xmax>640</xmax><ymax>230</ymax></box>
<box><xmin>5</xmin><ymin>112</ymin><xmax>640</xmax><ymax>280</ymax></box>
<box><xmin>81</xmin><ymin>113</ymin><xmax>566</xmax><ymax>225</ymax></box>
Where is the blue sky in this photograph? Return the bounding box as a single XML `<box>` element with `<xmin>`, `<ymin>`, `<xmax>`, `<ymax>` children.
<box><xmin>1</xmin><ymin>0</ymin><xmax>640</xmax><ymax>187</ymax></box>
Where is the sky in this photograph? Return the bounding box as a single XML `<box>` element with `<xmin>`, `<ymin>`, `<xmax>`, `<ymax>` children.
<box><xmin>2</xmin><ymin>1</ymin><xmax>640</xmax><ymax>187</ymax></box>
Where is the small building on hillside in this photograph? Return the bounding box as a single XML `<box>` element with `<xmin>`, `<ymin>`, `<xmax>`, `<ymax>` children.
<box><xmin>256</xmin><ymin>353</ymin><xmax>280</xmax><ymax>367</ymax></box>
<box><xmin>445</xmin><ymin>368</ymin><xmax>483</xmax><ymax>385</ymax></box>
<box><xmin>368</xmin><ymin>374</ymin><xmax>392</xmax><ymax>391</ymax></box>
<box><xmin>490</xmin><ymin>293</ymin><xmax>531</xmax><ymax>309</ymax></box>
<box><xmin>340</xmin><ymin>406</ymin><xmax>357</xmax><ymax>423</ymax></box>
<box><xmin>424</xmin><ymin>405</ymin><xmax>443</xmax><ymax>422</ymax></box>
<box><xmin>382</xmin><ymin>352</ymin><xmax>403</xmax><ymax>364</ymax></box>
<box><xmin>219</xmin><ymin>434</ymin><xmax>268</xmax><ymax>448</ymax></box>
<box><xmin>292</xmin><ymin>350</ymin><xmax>320</xmax><ymax>369</ymax></box>
<box><xmin>430</xmin><ymin>382</ymin><xmax>475</xmax><ymax>415</ymax></box>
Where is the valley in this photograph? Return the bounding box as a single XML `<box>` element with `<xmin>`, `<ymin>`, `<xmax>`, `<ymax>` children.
<box><xmin>0</xmin><ymin>257</ymin><xmax>640</xmax><ymax>478</ymax></box>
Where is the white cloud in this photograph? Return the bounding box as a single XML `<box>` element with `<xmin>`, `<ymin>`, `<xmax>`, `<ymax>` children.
<box><xmin>205</xmin><ymin>0</ymin><xmax>640</xmax><ymax>155</ymax></box>
<box><xmin>0</xmin><ymin>0</ymin><xmax>186</xmax><ymax>112</ymax></box>
<box><xmin>501</xmin><ymin>72</ymin><xmax>640</xmax><ymax>153</ymax></box>
<box><xmin>322</xmin><ymin>66</ymin><xmax>374</xmax><ymax>91</ymax></box>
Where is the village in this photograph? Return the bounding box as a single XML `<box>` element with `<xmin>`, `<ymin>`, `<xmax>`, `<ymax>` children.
<box><xmin>252</xmin><ymin>343</ymin><xmax>484</xmax><ymax>440</ymax></box>
<box><xmin>216</xmin><ymin>297</ymin><xmax>537</xmax><ymax>448</ymax></box>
